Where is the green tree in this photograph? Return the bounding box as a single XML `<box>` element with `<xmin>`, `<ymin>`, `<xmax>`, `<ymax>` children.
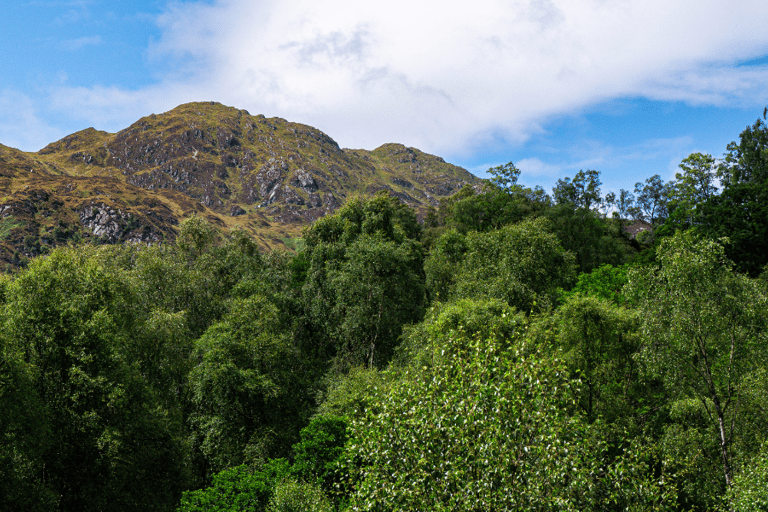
<box><xmin>302</xmin><ymin>194</ymin><xmax>425</xmax><ymax>368</ymax></box>
<box><xmin>561</xmin><ymin>263</ymin><xmax>629</xmax><ymax>305</ymax></box>
<box><xmin>393</xmin><ymin>298</ymin><xmax>523</xmax><ymax>378</ymax></box>
<box><xmin>423</xmin><ymin>228</ymin><xmax>468</xmax><ymax>302</ymax></box>
<box><xmin>627</xmin><ymin>233</ymin><xmax>768</xmax><ymax>490</ymax></box>
<box><xmin>553</xmin><ymin>169</ymin><xmax>602</xmax><ymax>210</ymax></box>
<box><xmin>699</xmin><ymin>108</ymin><xmax>768</xmax><ymax>275</ymax></box>
<box><xmin>347</xmin><ymin>298</ymin><xmax>676</xmax><ymax>510</ymax></box>
<box><xmin>0</xmin><ymin>246</ymin><xmax>189</xmax><ymax>511</ymax></box>
<box><xmin>266</xmin><ymin>479</ymin><xmax>333</xmax><ymax>512</ymax></box>
<box><xmin>666</xmin><ymin>153</ymin><xmax>718</xmax><ymax>229</ymax></box>
<box><xmin>434</xmin><ymin>163</ymin><xmax>550</xmax><ymax>234</ymax></box>
<box><xmin>188</xmin><ymin>294</ymin><xmax>305</xmax><ymax>473</ymax></box>
<box><xmin>178</xmin><ymin>460</ymin><xmax>291</xmax><ymax>512</ymax></box>
<box><xmin>0</xmin><ymin>340</ymin><xmax>56</xmax><ymax>512</ymax></box>
<box><xmin>729</xmin><ymin>442</ymin><xmax>768</xmax><ymax>512</ymax></box>
<box><xmin>546</xmin><ymin>170</ymin><xmax>634</xmax><ymax>273</ymax></box>
<box><xmin>487</xmin><ymin>161</ymin><xmax>521</xmax><ymax>191</ymax></box>
<box><xmin>314</xmin><ymin>365</ymin><xmax>390</xmax><ymax>421</ymax></box>
<box><xmin>290</xmin><ymin>415</ymin><xmax>348</xmax><ymax>495</ymax></box>
<box><xmin>451</xmin><ymin>216</ymin><xmax>577</xmax><ymax>311</ymax></box>
<box><xmin>553</xmin><ymin>295</ymin><xmax>640</xmax><ymax>424</ymax></box>
<box><xmin>614</xmin><ymin>189</ymin><xmax>637</xmax><ymax>220</ymax></box>
<box><xmin>543</xmin><ymin>203</ymin><xmax>633</xmax><ymax>274</ymax></box>
<box><xmin>634</xmin><ymin>174</ymin><xmax>671</xmax><ymax>225</ymax></box>
<box><xmin>447</xmin><ymin>185</ymin><xmax>545</xmax><ymax>232</ymax></box>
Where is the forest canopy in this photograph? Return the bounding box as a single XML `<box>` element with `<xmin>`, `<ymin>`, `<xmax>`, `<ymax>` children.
<box><xmin>2</xmin><ymin>108</ymin><xmax>768</xmax><ymax>512</ymax></box>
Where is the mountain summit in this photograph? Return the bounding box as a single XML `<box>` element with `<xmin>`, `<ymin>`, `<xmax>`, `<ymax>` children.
<box><xmin>0</xmin><ymin>102</ymin><xmax>480</xmax><ymax>267</ymax></box>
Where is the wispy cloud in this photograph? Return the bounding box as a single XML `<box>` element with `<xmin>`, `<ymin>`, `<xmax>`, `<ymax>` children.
<box><xmin>62</xmin><ymin>35</ymin><xmax>102</xmax><ymax>50</ymax></box>
<box><xmin>44</xmin><ymin>0</ymin><xmax>768</xmax><ymax>159</ymax></box>
<box><xmin>0</xmin><ymin>89</ymin><xmax>65</xmax><ymax>151</ymax></box>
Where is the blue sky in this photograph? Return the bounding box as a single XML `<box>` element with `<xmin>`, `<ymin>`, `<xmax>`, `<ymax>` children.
<box><xmin>3</xmin><ymin>0</ymin><xmax>768</xmax><ymax>196</ymax></box>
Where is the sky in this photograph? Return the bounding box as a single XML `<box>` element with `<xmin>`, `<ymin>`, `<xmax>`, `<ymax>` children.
<box><xmin>2</xmin><ymin>0</ymin><xmax>768</xmax><ymax>195</ymax></box>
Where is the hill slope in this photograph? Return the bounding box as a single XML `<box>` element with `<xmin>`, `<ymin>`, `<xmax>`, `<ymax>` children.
<box><xmin>0</xmin><ymin>102</ymin><xmax>480</xmax><ymax>268</ymax></box>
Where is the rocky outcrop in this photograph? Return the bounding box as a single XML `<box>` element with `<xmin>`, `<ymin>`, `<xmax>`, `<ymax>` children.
<box><xmin>291</xmin><ymin>169</ymin><xmax>319</xmax><ymax>192</ymax></box>
<box><xmin>79</xmin><ymin>203</ymin><xmax>131</xmax><ymax>241</ymax></box>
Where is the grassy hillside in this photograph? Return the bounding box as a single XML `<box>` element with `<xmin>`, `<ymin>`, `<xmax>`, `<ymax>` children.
<box><xmin>0</xmin><ymin>102</ymin><xmax>481</xmax><ymax>268</ymax></box>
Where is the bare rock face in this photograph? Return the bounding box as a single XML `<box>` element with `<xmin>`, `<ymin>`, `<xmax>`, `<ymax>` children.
<box><xmin>392</xmin><ymin>177</ymin><xmax>413</xmax><ymax>189</ymax></box>
<box><xmin>257</xmin><ymin>160</ymin><xmax>288</xmax><ymax>205</ymax></box>
<box><xmin>323</xmin><ymin>192</ymin><xmax>341</xmax><ymax>208</ymax></box>
<box><xmin>291</xmin><ymin>169</ymin><xmax>319</xmax><ymax>192</ymax></box>
<box><xmin>282</xmin><ymin>186</ymin><xmax>304</xmax><ymax>205</ymax></box>
<box><xmin>79</xmin><ymin>203</ymin><xmax>130</xmax><ymax>241</ymax></box>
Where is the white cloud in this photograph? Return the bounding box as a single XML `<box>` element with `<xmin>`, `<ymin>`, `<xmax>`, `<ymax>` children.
<box><xmin>46</xmin><ymin>0</ymin><xmax>768</xmax><ymax>158</ymax></box>
<box><xmin>49</xmin><ymin>83</ymin><xmax>180</xmax><ymax>130</ymax></box>
<box><xmin>0</xmin><ymin>90</ymin><xmax>65</xmax><ymax>151</ymax></box>
<box><xmin>515</xmin><ymin>157</ymin><xmax>565</xmax><ymax>178</ymax></box>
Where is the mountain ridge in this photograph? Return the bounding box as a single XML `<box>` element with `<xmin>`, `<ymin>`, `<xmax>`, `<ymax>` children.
<box><xmin>0</xmin><ymin>101</ymin><xmax>481</xmax><ymax>268</ymax></box>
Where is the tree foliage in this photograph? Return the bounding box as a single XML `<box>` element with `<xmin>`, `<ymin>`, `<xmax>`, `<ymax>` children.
<box><xmin>302</xmin><ymin>194</ymin><xmax>425</xmax><ymax>368</ymax></box>
<box><xmin>348</xmin><ymin>298</ymin><xmax>676</xmax><ymax>511</ymax></box>
<box><xmin>553</xmin><ymin>295</ymin><xmax>640</xmax><ymax>424</ymax></box>
<box><xmin>699</xmin><ymin>111</ymin><xmax>768</xmax><ymax>275</ymax></box>
<box><xmin>627</xmin><ymin>233</ymin><xmax>768</xmax><ymax>491</ymax></box>
<box><xmin>450</xmin><ymin>217</ymin><xmax>577</xmax><ymax>311</ymax></box>
<box><xmin>189</xmin><ymin>294</ymin><xmax>305</xmax><ymax>471</ymax></box>
<box><xmin>178</xmin><ymin>460</ymin><xmax>290</xmax><ymax>512</ymax></box>
<box><xmin>561</xmin><ymin>263</ymin><xmax>629</xmax><ymax>305</ymax></box>
<box><xmin>0</xmin><ymin>246</ymin><xmax>190</xmax><ymax>511</ymax></box>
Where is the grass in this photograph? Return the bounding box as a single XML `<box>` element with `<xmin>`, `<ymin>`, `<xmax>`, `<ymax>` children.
<box><xmin>279</xmin><ymin>236</ymin><xmax>305</xmax><ymax>252</ymax></box>
<box><xmin>0</xmin><ymin>216</ymin><xmax>22</xmax><ymax>240</ymax></box>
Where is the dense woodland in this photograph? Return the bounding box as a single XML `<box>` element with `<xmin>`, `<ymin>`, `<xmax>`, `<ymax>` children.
<box><xmin>2</xmin><ymin>108</ymin><xmax>768</xmax><ymax>512</ymax></box>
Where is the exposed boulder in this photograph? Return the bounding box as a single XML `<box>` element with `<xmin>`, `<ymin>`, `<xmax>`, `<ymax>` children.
<box><xmin>291</xmin><ymin>169</ymin><xmax>319</xmax><ymax>192</ymax></box>
<box><xmin>79</xmin><ymin>203</ymin><xmax>130</xmax><ymax>241</ymax></box>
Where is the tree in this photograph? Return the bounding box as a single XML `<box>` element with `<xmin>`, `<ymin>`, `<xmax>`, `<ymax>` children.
<box><xmin>543</xmin><ymin>203</ymin><xmax>633</xmax><ymax>274</ymax></box>
<box><xmin>347</xmin><ymin>298</ymin><xmax>677</xmax><ymax>510</ymax></box>
<box><xmin>634</xmin><ymin>174</ymin><xmax>670</xmax><ymax>225</ymax></box>
<box><xmin>451</xmin><ymin>217</ymin><xmax>577</xmax><ymax>311</ymax></box>
<box><xmin>434</xmin><ymin>163</ymin><xmax>550</xmax><ymax>233</ymax></box>
<box><xmin>0</xmin><ymin>246</ymin><xmax>189</xmax><ymax>511</ymax></box>
<box><xmin>627</xmin><ymin>233</ymin><xmax>768</xmax><ymax>490</ymax></box>
<box><xmin>178</xmin><ymin>460</ymin><xmax>291</xmax><ymax>512</ymax></box>
<box><xmin>188</xmin><ymin>294</ymin><xmax>306</xmax><ymax>473</ymax></box>
<box><xmin>327</xmin><ymin>234</ymin><xmax>425</xmax><ymax>367</ymax></box>
<box><xmin>487</xmin><ymin>161</ymin><xmax>521</xmax><ymax>191</ymax></box>
<box><xmin>561</xmin><ymin>263</ymin><xmax>629</xmax><ymax>305</ymax></box>
<box><xmin>667</xmin><ymin>153</ymin><xmax>718</xmax><ymax>227</ymax></box>
<box><xmin>348</xmin><ymin>308</ymin><xmax>589</xmax><ymax>510</ymax></box>
<box><xmin>448</xmin><ymin>186</ymin><xmax>547</xmax><ymax>232</ymax></box>
<box><xmin>553</xmin><ymin>295</ymin><xmax>640</xmax><ymax>424</ymax></box>
<box><xmin>0</xmin><ymin>337</ymin><xmax>56</xmax><ymax>512</ymax></box>
<box><xmin>553</xmin><ymin>169</ymin><xmax>602</xmax><ymax>210</ymax></box>
<box><xmin>547</xmin><ymin>170</ymin><xmax>633</xmax><ymax>273</ymax></box>
<box><xmin>699</xmin><ymin>108</ymin><xmax>768</xmax><ymax>275</ymax></box>
<box><xmin>729</xmin><ymin>442</ymin><xmax>768</xmax><ymax>511</ymax></box>
<box><xmin>614</xmin><ymin>189</ymin><xmax>636</xmax><ymax>220</ymax></box>
<box><xmin>423</xmin><ymin>228</ymin><xmax>468</xmax><ymax>302</ymax></box>
<box><xmin>266</xmin><ymin>479</ymin><xmax>333</xmax><ymax>512</ymax></box>
<box><xmin>290</xmin><ymin>415</ymin><xmax>348</xmax><ymax>498</ymax></box>
<box><xmin>302</xmin><ymin>194</ymin><xmax>425</xmax><ymax>368</ymax></box>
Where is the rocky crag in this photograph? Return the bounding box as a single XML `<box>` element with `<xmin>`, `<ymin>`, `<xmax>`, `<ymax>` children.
<box><xmin>0</xmin><ymin>102</ymin><xmax>480</xmax><ymax>268</ymax></box>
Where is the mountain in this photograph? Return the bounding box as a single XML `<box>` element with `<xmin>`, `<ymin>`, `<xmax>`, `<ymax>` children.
<box><xmin>0</xmin><ymin>102</ymin><xmax>480</xmax><ymax>268</ymax></box>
